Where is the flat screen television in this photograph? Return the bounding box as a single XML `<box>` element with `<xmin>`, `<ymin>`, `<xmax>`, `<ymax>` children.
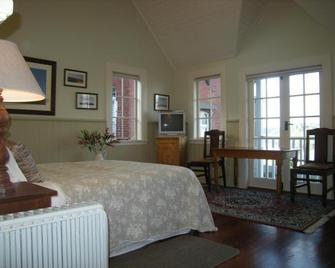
<box><xmin>158</xmin><ymin>111</ymin><xmax>185</xmax><ymax>135</ymax></box>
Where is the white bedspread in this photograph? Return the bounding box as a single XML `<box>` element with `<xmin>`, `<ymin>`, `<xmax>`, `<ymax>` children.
<box><xmin>37</xmin><ymin>160</ymin><xmax>217</xmax><ymax>256</ymax></box>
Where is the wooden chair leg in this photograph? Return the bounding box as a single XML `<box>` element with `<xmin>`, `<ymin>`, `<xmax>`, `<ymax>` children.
<box><xmin>221</xmin><ymin>159</ymin><xmax>226</xmax><ymax>187</ymax></box>
<box><xmin>322</xmin><ymin>175</ymin><xmax>327</xmax><ymax>207</ymax></box>
<box><xmin>205</xmin><ymin>166</ymin><xmax>211</xmax><ymax>192</ymax></box>
<box><xmin>306</xmin><ymin>174</ymin><xmax>311</xmax><ymax>196</ymax></box>
<box><xmin>290</xmin><ymin>170</ymin><xmax>296</xmax><ymax>202</ymax></box>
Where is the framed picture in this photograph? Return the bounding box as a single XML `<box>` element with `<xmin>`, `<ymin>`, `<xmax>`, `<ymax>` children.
<box><xmin>154</xmin><ymin>94</ymin><xmax>170</xmax><ymax>111</ymax></box>
<box><xmin>64</xmin><ymin>69</ymin><xmax>87</xmax><ymax>88</ymax></box>
<box><xmin>6</xmin><ymin>57</ymin><xmax>56</xmax><ymax>115</ymax></box>
<box><xmin>76</xmin><ymin>92</ymin><xmax>98</xmax><ymax>110</ymax></box>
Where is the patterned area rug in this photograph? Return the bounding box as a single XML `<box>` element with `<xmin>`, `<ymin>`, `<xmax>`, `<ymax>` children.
<box><xmin>206</xmin><ymin>187</ymin><xmax>335</xmax><ymax>232</ymax></box>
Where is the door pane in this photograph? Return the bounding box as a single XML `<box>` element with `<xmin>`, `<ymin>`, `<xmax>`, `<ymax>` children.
<box><xmin>290</xmin><ymin>117</ymin><xmax>304</xmax><ymax>137</ymax></box>
<box><xmin>267</xmin><ymin>119</ymin><xmax>280</xmax><ymax>137</ymax></box>
<box><xmin>305</xmin><ymin>95</ymin><xmax>320</xmax><ymax>116</ymax></box>
<box><xmin>254</xmin><ymin>119</ymin><xmax>266</xmax><ymax>137</ymax></box>
<box><xmin>290</xmin><ymin>74</ymin><xmax>303</xmax><ymax>95</ymax></box>
<box><xmin>267</xmin><ymin>98</ymin><xmax>280</xmax><ymax>117</ymax></box>
<box><xmin>290</xmin><ymin>96</ymin><xmax>304</xmax><ymax>116</ymax></box>
<box><xmin>289</xmin><ymin>71</ymin><xmax>320</xmax><ymax>164</ymax></box>
<box><xmin>254</xmin><ymin>99</ymin><xmax>266</xmax><ymax>118</ymax></box>
<box><xmin>305</xmin><ymin>117</ymin><xmax>319</xmax><ymax>132</ymax></box>
<box><xmin>305</xmin><ymin>72</ymin><xmax>320</xmax><ymax>94</ymax></box>
<box><xmin>267</xmin><ymin>77</ymin><xmax>280</xmax><ymax>97</ymax></box>
<box><xmin>252</xmin><ymin>76</ymin><xmax>280</xmax><ymax>179</ymax></box>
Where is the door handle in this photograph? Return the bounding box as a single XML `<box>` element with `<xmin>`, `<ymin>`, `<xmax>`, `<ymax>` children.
<box><xmin>284</xmin><ymin>121</ymin><xmax>293</xmax><ymax>131</ymax></box>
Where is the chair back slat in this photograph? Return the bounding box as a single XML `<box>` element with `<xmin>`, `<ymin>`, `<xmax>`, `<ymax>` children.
<box><xmin>306</xmin><ymin>128</ymin><xmax>335</xmax><ymax>164</ymax></box>
<box><xmin>203</xmin><ymin>130</ymin><xmax>225</xmax><ymax>158</ymax></box>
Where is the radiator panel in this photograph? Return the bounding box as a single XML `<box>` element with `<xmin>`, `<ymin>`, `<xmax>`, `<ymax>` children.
<box><xmin>0</xmin><ymin>203</ymin><xmax>108</xmax><ymax>268</ymax></box>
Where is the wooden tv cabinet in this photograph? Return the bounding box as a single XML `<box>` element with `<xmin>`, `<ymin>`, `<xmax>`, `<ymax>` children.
<box><xmin>156</xmin><ymin>136</ymin><xmax>186</xmax><ymax>166</ymax></box>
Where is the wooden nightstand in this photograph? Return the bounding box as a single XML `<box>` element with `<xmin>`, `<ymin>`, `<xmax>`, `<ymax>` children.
<box><xmin>0</xmin><ymin>182</ymin><xmax>57</xmax><ymax>215</ymax></box>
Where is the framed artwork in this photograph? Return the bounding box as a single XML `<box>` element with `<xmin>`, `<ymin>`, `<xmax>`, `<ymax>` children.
<box><xmin>6</xmin><ymin>57</ymin><xmax>56</xmax><ymax>115</ymax></box>
<box><xmin>64</xmin><ymin>69</ymin><xmax>87</xmax><ymax>88</ymax></box>
<box><xmin>154</xmin><ymin>94</ymin><xmax>170</xmax><ymax>111</ymax></box>
<box><xmin>76</xmin><ymin>92</ymin><xmax>98</xmax><ymax>110</ymax></box>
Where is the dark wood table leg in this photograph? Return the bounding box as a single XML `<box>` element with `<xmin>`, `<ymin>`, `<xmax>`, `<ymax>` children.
<box><xmin>276</xmin><ymin>159</ymin><xmax>283</xmax><ymax>194</ymax></box>
<box><xmin>234</xmin><ymin>158</ymin><xmax>238</xmax><ymax>187</ymax></box>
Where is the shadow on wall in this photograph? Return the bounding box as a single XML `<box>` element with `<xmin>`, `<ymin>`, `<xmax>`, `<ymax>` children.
<box><xmin>0</xmin><ymin>12</ymin><xmax>21</xmax><ymax>39</ymax></box>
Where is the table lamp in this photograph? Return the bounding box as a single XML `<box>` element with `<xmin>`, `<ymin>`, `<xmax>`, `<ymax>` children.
<box><xmin>0</xmin><ymin>40</ymin><xmax>45</xmax><ymax>194</ymax></box>
<box><xmin>0</xmin><ymin>0</ymin><xmax>13</xmax><ymax>23</ymax></box>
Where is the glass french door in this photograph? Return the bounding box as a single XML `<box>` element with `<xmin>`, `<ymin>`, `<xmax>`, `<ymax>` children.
<box><xmin>249</xmin><ymin>67</ymin><xmax>321</xmax><ymax>190</ymax></box>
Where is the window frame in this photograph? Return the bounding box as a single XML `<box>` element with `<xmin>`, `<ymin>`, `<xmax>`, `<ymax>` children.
<box><xmin>193</xmin><ymin>74</ymin><xmax>223</xmax><ymax>139</ymax></box>
<box><xmin>106</xmin><ymin>63</ymin><xmax>146</xmax><ymax>144</ymax></box>
<box><xmin>111</xmin><ymin>73</ymin><xmax>140</xmax><ymax>141</ymax></box>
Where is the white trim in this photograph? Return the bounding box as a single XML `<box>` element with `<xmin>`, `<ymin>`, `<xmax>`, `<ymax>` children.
<box><xmin>115</xmin><ymin>140</ymin><xmax>147</xmax><ymax>146</ymax></box>
<box><xmin>105</xmin><ymin>62</ymin><xmax>147</xmax><ymax>141</ymax></box>
<box><xmin>188</xmin><ymin>139</ymin><xmax>204</xmax><ymax>144</ymax></box>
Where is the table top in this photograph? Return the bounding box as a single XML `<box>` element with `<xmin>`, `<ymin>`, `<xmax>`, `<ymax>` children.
<box><xmin>0</xmin><ymin>182</ymin><xmax>57</xmax><ymax>203</ymax></box>
<box><xmin>215</xmin><ymin>147</ymin><xmax>299</xmax><ymax>153</ymax></box>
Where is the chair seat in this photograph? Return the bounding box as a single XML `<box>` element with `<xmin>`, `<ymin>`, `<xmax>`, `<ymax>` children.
<box><xmin>292</xmin><ymin>163</ymin><xmax>335</xmax><ymax>172</ymax></box>
<box><xmin>187</xmin><ymin>157</ymin><xmax>224</xmax><ymax>166</ymax></box>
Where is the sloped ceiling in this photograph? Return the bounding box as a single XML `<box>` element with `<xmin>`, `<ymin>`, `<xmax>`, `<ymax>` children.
<box><xmin>293</xmin><ymin>0</ymin><xmax>335</xmax><ymax>33</ymax></box>
<box><xmin>132</xmin><ymin>0</ymin><xmax>244</xmax><ymax>68</ymax></box>
<box><xmin>132</xmin><ymin>0</ymin><xmax>335</xmax><ymax>68</ymax></box>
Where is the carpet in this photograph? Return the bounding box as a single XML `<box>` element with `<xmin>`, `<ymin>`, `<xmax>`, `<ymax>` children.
<box><xmin>109</xmin><ymin>235</ymin><xmax>239</xmax><ymax>268</ymax></box>
<box><xmin>206</xmin><ymin>187</ymin><xmax>335</xmax><ymax>233</ymax></box>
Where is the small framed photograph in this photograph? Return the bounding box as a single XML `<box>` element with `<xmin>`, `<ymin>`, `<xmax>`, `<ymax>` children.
<box><xmin>76</xmin><ymin>92</ymin><xmax>98</xmax><ymax>110</ymax></box>
<box><xmin>64</xmin><ymin>69</ymin><xmax>87</xmax><ymax>88</ymax></box>
<box><xmin>154</xmin><ymin>94</ymin><xmax>170</xmax><ymax>111</ymax></box>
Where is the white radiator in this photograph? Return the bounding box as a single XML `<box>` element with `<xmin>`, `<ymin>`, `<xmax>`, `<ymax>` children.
<box><xmin>0</xmin><ymin>202</ymin><xmax>108</xmax><ymax>268</ymax></box>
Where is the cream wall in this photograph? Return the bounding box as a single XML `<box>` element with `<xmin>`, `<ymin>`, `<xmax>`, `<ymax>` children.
<box><xmin>174</xmin><ymin>0</ymin><xmax>335</xmax><ymax>185</ymax></box>
<box><xmin>0</xmin><ymin>0</ymin><xmax>174</xmax><ymax>163</ymax></box>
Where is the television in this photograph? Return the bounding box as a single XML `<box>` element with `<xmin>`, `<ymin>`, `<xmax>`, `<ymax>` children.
<box><xmin>158</xmin><ymin>111</ymin><xmax>186</xmax><ymax>135</ymax></box>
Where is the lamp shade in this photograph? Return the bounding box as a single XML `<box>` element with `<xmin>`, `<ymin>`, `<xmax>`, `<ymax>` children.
<box><xmin>0</xmin><ymin>40</ymin><xmax>45</xmax><ymax>102</ymax></box>
<box><xmin>0</xmin><ymin>0</ymin><xmax>13</xmax><ymax>23</ymax></box>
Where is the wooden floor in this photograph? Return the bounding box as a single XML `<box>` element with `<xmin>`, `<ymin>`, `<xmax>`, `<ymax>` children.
<box><xmin>199</xmin><ymin>212</ymin><xmax>335</xmax><ymax>268</ymax></box>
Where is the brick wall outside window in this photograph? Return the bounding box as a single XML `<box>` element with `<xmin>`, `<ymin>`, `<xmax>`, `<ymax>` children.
<box><xmin>195</xmin><ymin>76</ymin><xmax>221</xmax><ymax>138</ymax></box>
<box><xmin>112</xmin><ymin>75</ymin><xmax>138</xmax><ymax>140</ymax></box>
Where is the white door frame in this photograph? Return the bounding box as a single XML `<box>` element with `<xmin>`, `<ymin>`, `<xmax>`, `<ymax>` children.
<box><xmin>238</xmin><ymin>54</ymin><xmax>332</xmax><ymax>190</ymax></box>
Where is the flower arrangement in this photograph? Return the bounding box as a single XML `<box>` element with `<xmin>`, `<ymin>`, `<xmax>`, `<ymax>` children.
<box><xmin>77</xmin><ymin>128</ymin><xmax>119</xmax><ymax>154</ymax></box>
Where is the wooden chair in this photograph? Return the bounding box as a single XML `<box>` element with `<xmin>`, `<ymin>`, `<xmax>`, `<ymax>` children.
<box><xmin>290</xmin><ymin>128</ymin><xmax>335</xmax><ymax>206</ymax></box>
<box><xmin>186</xmin><ymin>130</ymin><xmax>226</xmax><ymax>191</ymax></box>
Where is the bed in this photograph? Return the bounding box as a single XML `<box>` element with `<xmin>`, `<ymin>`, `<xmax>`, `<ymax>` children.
<box><xmin>36</xmin><ymin>160</ymin><xmax>217</xmax><ymax>257</ymax></box>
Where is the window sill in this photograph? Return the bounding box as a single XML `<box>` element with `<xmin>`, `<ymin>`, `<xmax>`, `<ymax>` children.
<box><xmin>188</xmin><ymin>139</ymin><xmax>204</xmax><ymax>144</ymax></box>
<box><xmin>115</xmin><ymin>140</ymin><xmax>147</xmax><ymax>146</ymax></box>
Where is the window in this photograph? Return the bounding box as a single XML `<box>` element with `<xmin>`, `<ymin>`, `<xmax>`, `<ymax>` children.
<box><xmin>194</xmin><ymin>75</ymin><xmax>222</xmax><ymax>138</ymax></box>
<box><xmin>111</xmin><ymin>72</ymin><xmax>141</xmax><ymax>140</ymax></box>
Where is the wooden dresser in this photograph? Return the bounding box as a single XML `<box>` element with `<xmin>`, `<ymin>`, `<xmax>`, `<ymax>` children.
<box><xmin>0</xmin><ymin>182</ymin><xmax>57</xmax><ymax>215</ymax></box>
<box><xmin>156</xmin><ymin>136</ymin><xmax>186</xmax><ymax>166</ymax></box>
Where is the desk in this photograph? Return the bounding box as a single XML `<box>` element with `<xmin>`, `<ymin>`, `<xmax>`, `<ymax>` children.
<box><xmin>213</xmin><ymin>147</ymin><xmax>298</xmax><ymax>194</ymax></box>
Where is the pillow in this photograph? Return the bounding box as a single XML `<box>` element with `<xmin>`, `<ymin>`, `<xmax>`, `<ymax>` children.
<box><xmin>9</xmin><ymin>143</ymin><xmax>44</xmax><ymax>183</ymax></box>
<box><xmin>33</xmin><ymin>181</ymin><xmax>69</xmax><ymax>207</ymax></box>
<box><xmin>6</xmin><ymin>148</ymin><xmax>27</xmax><ymax>183</ymax></box>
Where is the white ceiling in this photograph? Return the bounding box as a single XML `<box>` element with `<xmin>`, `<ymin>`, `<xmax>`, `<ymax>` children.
<box><xmin>132</xmin><ymin>0</ymin><xmax>335</xmax><ymax>68</ymax></box>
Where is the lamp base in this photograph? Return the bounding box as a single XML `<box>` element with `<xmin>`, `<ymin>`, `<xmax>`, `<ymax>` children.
<box><xmin>0</xmin><ymin>89</ymin><xmax>14</xmax><ymax>194</ymax></box>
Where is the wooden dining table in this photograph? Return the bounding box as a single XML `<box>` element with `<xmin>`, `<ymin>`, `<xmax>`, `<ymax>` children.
<box><xmin>213</xmin><ymin>147</ymin><xmax>299</xmax><ymax>194</ymax></box>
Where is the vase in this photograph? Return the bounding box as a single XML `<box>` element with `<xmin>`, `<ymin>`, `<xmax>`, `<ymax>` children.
<box><xmin>94</xmin><ymin>151</ymin><xmax>104</xmax><ymax>160</ymax></box>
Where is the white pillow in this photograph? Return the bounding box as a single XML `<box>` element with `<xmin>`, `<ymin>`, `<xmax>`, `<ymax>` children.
<box><xmin>6</xmin><ymin>147</ymin><xmax>27</xmax><ymax>182</ymax></box>
<box><xmin>33</xmin><ymin>181</ymin><xmax>68</xmax><ymax>207</ymax></box>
